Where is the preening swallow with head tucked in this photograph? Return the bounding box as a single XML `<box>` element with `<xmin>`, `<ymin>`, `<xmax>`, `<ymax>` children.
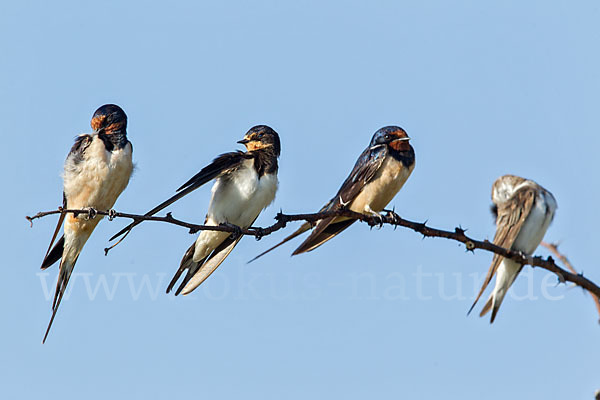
<box><xmin>110</xmin><ymin>125</ymin><xmax>280</xmax><ymax>295</ymax></box>
<box><xmin>468</xmin><ymin>174</ymin><xmax>557</xmax><ymax>323</ymax></box>
<box><xmin>250</xmin><ymin>126</ymin><xmax>415</xmax><ymax>261</ymax></box>
<box><xmin>40</xmin><ymin>104</ymin><xmax>134</xmax><ymax>343</ymax></box>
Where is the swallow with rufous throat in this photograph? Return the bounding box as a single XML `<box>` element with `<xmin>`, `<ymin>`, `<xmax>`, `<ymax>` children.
<box><xmin>250</xmin><ymin>126</ymin><xmax>415</xmax><ymax>261</ymax></box>
<box><xmin>469</xmin><ymin>174</ymin><xmax>557</xmax><ymax>323</ymax></box>
<box><xmin>110</xmin><ymin>125</ymin><xmax>280</xmax><ymax>296</ymax></box>
<box><xmin>40</xmin><ymin>104</ymin><xmax>133</xmax><ymax>343</ymax></box>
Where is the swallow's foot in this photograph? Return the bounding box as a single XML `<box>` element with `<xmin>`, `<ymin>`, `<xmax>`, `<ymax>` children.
<box><xmin>252</xmin><ymin>227</ymin><xmax>266</xmax><ymax>241</ymax></box>
<box><xmin>381</xmin><ymin>208</ymin><xmax>405</xmax><ymax>225</ymax></box>
<box><xmin>515</xmin><ymin>250</ymin><xmax>530</xmax><ymax>263</ymax></box>
<box><xmin>108</xmin><ymin>209</ymin><xmax>117</xmax><ymax>221</ymax></box>
<box><xmin>381</xmin><ymin>208</ymin><xmax>394</xmax><ymax>221</ymax></box>
<box><xmin>221</xmin><ymin>222</ymin><xmax>243</xmax><ymax>238</ymax></box>
<box><xmin>85</xmin><ymin>207</ymin><xmax>98</xmax><ymax>220</ymax></box>
<box><xmin>365</xmin><ymin>209</ymin><xmax>385</xmax><ymax>228</ymax></box>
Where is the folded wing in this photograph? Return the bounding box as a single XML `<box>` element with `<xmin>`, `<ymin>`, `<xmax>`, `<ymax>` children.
<box><xmin>292</xmin><ymin>145</ymin><xmax>387</xmax><ymax>255</ymax></box>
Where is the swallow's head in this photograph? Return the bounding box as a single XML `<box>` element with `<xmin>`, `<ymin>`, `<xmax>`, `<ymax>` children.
<box><xmin>372</xmin><ymin>126</ymin><xmax>411</xmax><ymax>151</ymax></box>
<box><xmin>91</xmin><ymin>104</ymin><xmax>128</xmax><ymax>135</ymax></box>
<box><xmin>491</xmin><ymin>174</ymin><xmax>527</xmax><ymax>204</ymax></box>
<box><xmin>238</xmin><ymin>125</ymin><xmax>280</xmax><ymax>155</ymax></box>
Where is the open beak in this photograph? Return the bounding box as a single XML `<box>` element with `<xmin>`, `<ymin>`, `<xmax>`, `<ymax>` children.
<box><xmin>237</xmin><ymin>138</ymin><xmax>250</xmax><ymax>144</ymax></box>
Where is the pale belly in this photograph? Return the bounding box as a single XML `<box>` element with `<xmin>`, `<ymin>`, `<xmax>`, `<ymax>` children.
<box><xmin>194</xmin><ymin>163</ymin><xmax>278</xmax><ymax>261</ymax></box>
<box><xmin>206</xmin><ymin>161</ymin><xmax>278</xmax><ymax>228</ymax></box>
<box><xmin>349</xmin><ymin>156</ymin><xmax>414</xmax><ymax>214</ymax></box>
<box><xmin>512</xmin><ymin>194</ymin><xmax>555</xmax><ymax>254</ymax></box>
<box><xmin>63</xmin><ymin>136</ymin><xmax>133</xmax><ymax>233</ymax></box>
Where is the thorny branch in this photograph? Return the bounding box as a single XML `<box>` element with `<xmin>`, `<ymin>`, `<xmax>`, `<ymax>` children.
<box><xmin>26</xmin><ymin>207</ymin><xmax>600</xmax><ymax>314</ymax></box>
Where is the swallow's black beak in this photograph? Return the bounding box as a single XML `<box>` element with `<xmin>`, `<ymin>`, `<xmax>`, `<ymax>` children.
<box><xmin>237</xmin><ymin>138</ymin><xmax>250</xmax><ymax>144</ymax></box>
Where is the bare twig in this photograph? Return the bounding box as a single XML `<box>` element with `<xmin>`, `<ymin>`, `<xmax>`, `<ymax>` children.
<box><xmin>541</xmin><ymin>241</ymin><xmax>600</xmax><ymax>324</ymax></box>
<box><xmin>26</xmin><ymin>207</ymin><xmax>600</xmax><ymax>303</ymax></box>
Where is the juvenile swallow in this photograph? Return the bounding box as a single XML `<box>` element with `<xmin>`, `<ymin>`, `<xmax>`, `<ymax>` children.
<box><xmin>250</xmin><ymin>126</ymin><xmax>415</xmax><ymax>261</ymax></box>
<box><xmin>40</xmin><ymin>104</ymin><xmax>133</xmax><ymax>342</ymax></box>
<box><xmin>110</xmin><ymin>125</ymin><xmax>280</xmax><ymax>295</ymax></box>
<box><xmin>469</xmin><ymin>174</ymin><xmax>557</xmax><ymax>323</ymax></box>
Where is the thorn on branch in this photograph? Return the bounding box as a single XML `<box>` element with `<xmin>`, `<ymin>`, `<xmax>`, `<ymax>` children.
<box><xmin>275</xmin><ymin>212</ymin><xmax>287</xmax><ymax>223</ymax></box>
<box><xmin>465</xmin><ymin>241</ymin><xmax>475</xmax><ymax>252</ymax></box>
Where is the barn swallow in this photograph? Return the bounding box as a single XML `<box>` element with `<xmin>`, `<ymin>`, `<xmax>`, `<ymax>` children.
<box><xmin>110</xmin><ymin>125</ymin><xmax>280</xmax><ymax>295</ymax></box>
<box><xmin>40</xmin><ymin>104</ymin><xmax>133</xmax><ymax>343</ymax></box>
<box><xmin>469</xmin><ymin>174</ymin><xmax>557</xmax><ymax>323</ymax></box>
<box><xmin>250</xmin><ymin>126</ymin><xmax>415</xmax><ymax>261</ymax></box>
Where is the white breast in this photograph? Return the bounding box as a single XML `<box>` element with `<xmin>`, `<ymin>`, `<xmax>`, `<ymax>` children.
<box><xmin>206</xmin><ymin>158</ymin><xmax>278</xmax><ymax>228</ymax></box>
<box><xmin>63</xmin><ymin>135</ymin><xmax>133</xmax><ymax>212</ymax></box>
<box><xmin>513</xmin><ymin>191</ymin><xmax>556</xmax><ymax>254</ymax></box>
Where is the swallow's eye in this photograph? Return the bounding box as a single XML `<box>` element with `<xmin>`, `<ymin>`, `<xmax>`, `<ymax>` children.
<box><xmin>257</xmin><ymin>133</ymin><xmax>264</xmax><ymax>139</ymax></box>
<box><xmin>384</xmin><ymin>134</ymin><xmax>392</xmax><ymax>141</ymax></box>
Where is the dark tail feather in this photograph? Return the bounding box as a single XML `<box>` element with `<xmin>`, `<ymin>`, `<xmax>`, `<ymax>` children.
<box><xmin>166</xmin><ymin>242</ymin><xmax>207</xmax><ymax>295</ymax></box>
<box><xmin>41</xmin><ymin>210</ymin><xmax>66</xmax><ymax>269</ymax></box>
<box><xmin>41</xmin><ymin>235</ymin><xmax>64</xmax><ymax>270</ymax></box>
<box><xmin>42</xmin><ymin>255</ymin><xmax>78</xmax><ymax>344</ymax></box>
<box><xmin>466</xmin><ymin>300</ymin><xmax>478</xmax><ymax>316</ymax></box>
<box><xmin>489</xmin><ymin>303</ymin><xmax>499</xmax><ymax>323</ymax></box>
<box><xmin>175</xmin><ymin>263</ymin><xmax>202</xmax><ymax>296</ymax></box>
<box><xmin>168</xmin><ymin>235</ymin><xmax>242</xmax><ymax>296</ymax></box>
<box><xmin>292</xmin><ymin>218</ymin><xmax>356</xmax><ymax>255</ymax></box>
<box><xmin>43</xmin><ymin>311</ymin><xmax>58</xmax><ymax>344</ymax></box>
<box><xmin>45</xmin><ymin>209</ymin><xmax>65</xmax><ymax>255</ymax></box>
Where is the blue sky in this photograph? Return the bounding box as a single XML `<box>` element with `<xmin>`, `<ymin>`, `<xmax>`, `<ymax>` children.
<box><xmin>2</xmin><ymin>1</ymin><xmax>599</xmax><ymax>398</ymax></box>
